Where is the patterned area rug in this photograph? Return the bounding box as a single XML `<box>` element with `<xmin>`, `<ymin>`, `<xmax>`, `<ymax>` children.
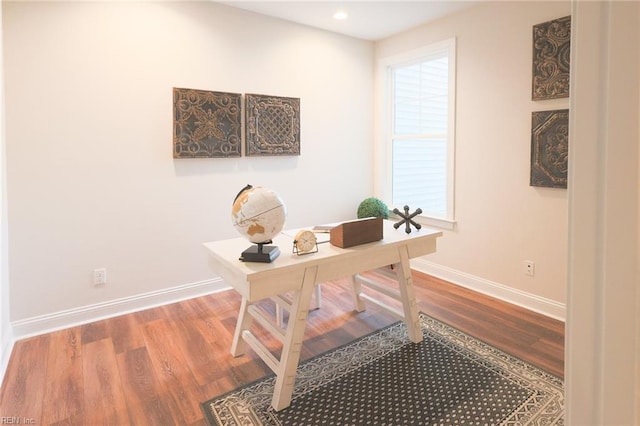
<box><xmin>201</xmin><ymin>313</ymin><xmax>564</xmax><ymax>425</ymax></box>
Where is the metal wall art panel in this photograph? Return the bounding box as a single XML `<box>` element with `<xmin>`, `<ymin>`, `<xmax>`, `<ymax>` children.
<box><xmin>532</xmin><ymin>16</ymin><xmax>571</xmax><ymax>101</ymax></box>
<box><xmin>530</xmin><ymin>109</ymin><xmax>569</xmax><ymax>189</ymax></box>
<box><xmin>173</xmin><ymin>88</ymin><xmax>242</xmax><ymax>158</ymax></box>
<box><xmin>245</xmin><ymin>94</ymin><xmax>300</xmax><ymax>156</ymax></box>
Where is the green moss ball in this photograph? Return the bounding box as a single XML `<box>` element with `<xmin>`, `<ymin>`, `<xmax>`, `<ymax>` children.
<box><xmin>357</xmin><ymin>197</ymin><xmax>389</xmax><ymax>219</ymax></box>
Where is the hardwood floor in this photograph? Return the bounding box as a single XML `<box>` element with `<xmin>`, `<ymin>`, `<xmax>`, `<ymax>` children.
<box><xmin>0</xmin><ymin>271</ymin><xmax>564</xmax><ymax>425</ymax></box>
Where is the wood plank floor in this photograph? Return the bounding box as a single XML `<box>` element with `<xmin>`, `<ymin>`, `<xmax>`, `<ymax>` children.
<box><xmin>0</xmin><ymin>271</ymin><xmax>564</xmax><ymax>425</ymax></box>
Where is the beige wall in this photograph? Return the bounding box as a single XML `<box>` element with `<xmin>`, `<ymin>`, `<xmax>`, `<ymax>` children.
<box><xmin>0</xmin><ymin>1</ymin><xmax>11</xmax><ymax>370</ymax></box>
<box><xmin>565</xmin><ymin>1</ymin><xmax>639</xmax><ymax>423</ymax></box>
<box><xmin>3</xmin><ymin>1</ymin><xmax>374</xmax><ymax>322</ymax></box>
<box><xmin>375</xmin><ymin>1</ymin><xmax>571</xmax><ymax>314</ymax></box>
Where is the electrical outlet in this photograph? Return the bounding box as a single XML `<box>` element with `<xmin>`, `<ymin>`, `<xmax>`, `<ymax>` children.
<box><xmin>93</xmin><ymin>268</ymin><xmax>107</xmax><ymax>285</ymax></box>
<box><xmin>524</xmin><ymin>261</ymin><xmax>535</xmax><ymax>277</ymax></box>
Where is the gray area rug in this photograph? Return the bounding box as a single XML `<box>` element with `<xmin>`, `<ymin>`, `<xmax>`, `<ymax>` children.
<box><xmin>202</xmin><ymin>313</ymin><xmax>564</xmax><ymax>425</ymax></box>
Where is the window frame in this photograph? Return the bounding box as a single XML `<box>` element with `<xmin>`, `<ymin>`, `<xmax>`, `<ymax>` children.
<box><xmin>375</xmin><ymin>38</ymin><xmax>457</xmax><ymax>230</ymax></box>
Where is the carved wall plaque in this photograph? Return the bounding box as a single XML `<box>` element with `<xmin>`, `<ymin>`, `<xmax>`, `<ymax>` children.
<box><xmin>173</xmin><ymin>88</ymin><xmax>242</xmax><ymax>158</ymax></box>
<box><xmin>245</xmin><ymin>94</ymin><xmax>300</xmax><ymax>156</ymax></box>
<box><xmin>532</xmin><ymin>16</ymin><xmax>571</xmax><ymax>100</ymax></box>
<box><xmin>530</xmin><ymin>109</ymin><xmax>569</xmax><ymax>188</ymax></box>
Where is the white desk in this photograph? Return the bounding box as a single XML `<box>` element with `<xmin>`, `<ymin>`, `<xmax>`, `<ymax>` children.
<box><xmin>203</xmin><ymin>220</ymin><xmax>442</xmax><ymax>411</ymax></box>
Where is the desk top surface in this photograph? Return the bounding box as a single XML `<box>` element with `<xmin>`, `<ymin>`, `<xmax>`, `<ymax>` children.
<box><xmin>203</xmin><ymin>220</ymin><xmax>442</xmax><ymax>279</ymax></box>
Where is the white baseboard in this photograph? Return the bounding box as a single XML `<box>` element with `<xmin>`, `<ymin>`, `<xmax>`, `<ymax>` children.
<box><xmin>11</xmin><ymin>278</ymin><xmax>230</xmax><ymax>340</ymax></box>
<box><xmin>412</xmin><ymin>259</ymin><xmax>566</xmax><ymax>321</ymax></box>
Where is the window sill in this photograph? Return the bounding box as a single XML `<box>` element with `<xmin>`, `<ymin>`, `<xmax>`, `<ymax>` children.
<box><xmin>389</xmin><ymin>213</ymin><xmax>456</xmax><ymax>231</ymax></box>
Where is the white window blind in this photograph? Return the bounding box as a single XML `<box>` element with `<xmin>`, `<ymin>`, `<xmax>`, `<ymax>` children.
<box><xmin>386</xmin><ymin>40</ymin><xmax>455</xmax><ymax>223</ymax></box>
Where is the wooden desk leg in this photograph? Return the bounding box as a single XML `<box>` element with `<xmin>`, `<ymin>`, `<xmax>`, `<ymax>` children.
<box><xmin>272</xmin><ymin>265</ymin><xmax>318</xmax><ymax>411</ymax></box>
<box><xmin>349</xmin><ymin>274</ymin><xmax>366</xmax><ymax>312</ymax></box>
<box><xmin>396</xmin><ymin>245</ymin><xmax>423</xmax><ymax>343</ymax></box>
<box><xmin>230</xmin><ymin>297</ymin><xmax>252</xmax><ymax>357</ymax></box>
<box><xmin>312</xmin><ymin>283</ymin><xmax>322</xmax><ymax>310</ymax></box>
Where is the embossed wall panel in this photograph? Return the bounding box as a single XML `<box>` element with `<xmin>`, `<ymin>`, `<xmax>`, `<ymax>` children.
<box><xmin>530</xmin><ymin>109</ymin><xmax>569</xmax><ymax>188</ymax></box>
<box><xmin>173</xmin><ymin>88</ymin><xmax>242</xmax><ymax>158</ymax></box>
<box><xmin>245</xmin><ymin>94</ymin><xmax>300</xmax><ymax>156</ymax></box>
<box><xmin>532</xmin><ymin>16</ymin><xmax>571</xmax><ymax>100</ymax></box>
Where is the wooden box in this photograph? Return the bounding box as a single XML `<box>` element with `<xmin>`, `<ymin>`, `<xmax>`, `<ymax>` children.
<box><xmin>329</xmin><ymin>217</ymin><xmax>383</xmax><ymax>248</ymax></box>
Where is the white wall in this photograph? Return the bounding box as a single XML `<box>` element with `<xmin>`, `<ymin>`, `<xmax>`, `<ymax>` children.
<box><xmin>565</xmin><ymin>2</ymin><xmax>640</xmax><ymax>423</ymax></box>
<box><xmin>3</xmin><ymin>1</ymin><xmax>374</xmax><ymax>324</ymax></box>
<box><xmin>0</xmin><ymin>1</ymin><xmax>13</xmax><ymax>372</ymax></box>
<box><xmin>375</xmin><ymin>1</ymin><xmax>570</xmax><ymax>315</ymax></box>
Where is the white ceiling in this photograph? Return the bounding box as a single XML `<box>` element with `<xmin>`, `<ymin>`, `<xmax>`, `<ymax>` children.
<box><xmin>220</xmin><ymin>1</ymin><xmax>479</xmax><ymax>41</ymax></box>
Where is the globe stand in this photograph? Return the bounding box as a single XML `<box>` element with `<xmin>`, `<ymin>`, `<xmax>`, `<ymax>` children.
<box><xmin>239</xmin><ymin>242</ymin><xmax>280</xmax><ymax>263</ymax></box>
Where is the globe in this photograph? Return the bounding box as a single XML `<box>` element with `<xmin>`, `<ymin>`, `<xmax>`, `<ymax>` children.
<box><xmin>231</xmin><ymin>185</ymin><xmax>287</xmax><ymax>262</ymax></box>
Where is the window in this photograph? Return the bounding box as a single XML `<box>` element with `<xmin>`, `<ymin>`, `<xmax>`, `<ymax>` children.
<box><xmin>376</xmin><ymin>39</ymin><xmax>456</xmax><ymax>229</ymax></box>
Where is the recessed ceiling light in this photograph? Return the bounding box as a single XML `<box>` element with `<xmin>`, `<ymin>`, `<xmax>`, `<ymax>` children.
<box><xmin>333</xmin><ymin>10</ymin><xmax>348</xmax><ymax>20</ymax></box>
